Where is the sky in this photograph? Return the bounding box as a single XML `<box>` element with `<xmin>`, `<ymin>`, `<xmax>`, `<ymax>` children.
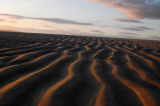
<box><xmin>0</xmin><ymin>0</ymin><xmax>160</xmax><ymax>40</ymax></box>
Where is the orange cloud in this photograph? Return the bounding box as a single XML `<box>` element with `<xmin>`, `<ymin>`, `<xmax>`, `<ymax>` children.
<box><xmin>88</xmin><ymin>0</ymin><xmax>160</xmax><ymax>19</ymax></box>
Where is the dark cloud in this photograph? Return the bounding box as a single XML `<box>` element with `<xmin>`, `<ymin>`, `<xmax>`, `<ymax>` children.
<box><xmin>113</xmin><ymin>18</ymin><xmax>144</xmax><ymax>23</ymax></box>
<box><xmin>91</xmin><ymin>29</ymin><xmax>104</xmax><ymax>34</ymax></box>
<box><xmin>120</xmin><ymin>32</ymin><xmax>138</xmax><ymax>35</ymax></box>
<box><xmin>118</xmin><ymin>35</ymin><xmax>143</xmax><ymax>39</ymax></box>
<box><xmin>119</xmin><ymin>26</ymin><xmax>153</xmax><ymax>31</ymax></box>
<box><xmin>149</xmin><ymin>36</ymin><xmax>160</xmax><ymax>40</ymax></box>
<box><xmin>101</xmin><ymin>25</ymin><xmax>108</xmax><ymax>28</ymax></box>
<box><xmin>0</xmin><ymin>14</ymin><xmax>94</xmax><ymax>26</ymax></box>
<box><xmin>88</xmin><ymin>0</ymin><xmax>160</xmax><ymax>19</ymax></box>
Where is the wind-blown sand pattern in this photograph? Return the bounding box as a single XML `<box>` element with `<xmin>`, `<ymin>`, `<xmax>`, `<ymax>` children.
<box><xmin>0</xmin><ymin>32</ymin><xmax>160</xmax><ymax>106</ymax></box>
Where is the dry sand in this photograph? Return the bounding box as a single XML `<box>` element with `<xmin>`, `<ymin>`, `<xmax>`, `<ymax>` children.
<box><xmin>0</xmin><ymin>32</ymin><xmax>160</xmax><ymax>106</ymax></box>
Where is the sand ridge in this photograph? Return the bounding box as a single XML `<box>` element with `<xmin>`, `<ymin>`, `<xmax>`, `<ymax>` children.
<box><xmin>0</xmin><ymin>32</ymin><xmax>160</xmax><ymax>106</ymax></box>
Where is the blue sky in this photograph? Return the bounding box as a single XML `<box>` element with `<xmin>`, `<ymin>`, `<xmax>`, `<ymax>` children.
<box><xmin>0</xmin><ymin>0</ymin><xmax>160</xmax><ymax>40</ymax></box>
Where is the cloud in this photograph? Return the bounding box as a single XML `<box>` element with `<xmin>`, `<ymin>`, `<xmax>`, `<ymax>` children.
<box><xmin>0</xmin><ymin>25</ymin><xmax>107</xmax><ymax>37</ymax></box>
<box><xmin>0</xmin><ymin>14</ymin><xmax>94</xmax><ymax>26</ymax></box>
<box><xmin>119</xmin><ymin>26</ymin><xmax>153</xmax><ymax>31</ymax></box>
<box><xmin>149</xmin><ymin>36</ymin><xmax>160</xmax><ymax>40</ymax></box>
<box><xmin>0</xmin><ymin>25</ymin><xmax>59</xmax><ymax>34</ymax></box>
<box><xmin>118</xmin><ymin>35</ymin><xmax>143</xmax><ymax>39</ymax></box>
<box><xmin>0</xmin><ymin>19</ymin><xmax>5</xmax><ymax>22</ymax></box>
<box><xmin>113</xmin><ymin>18</ymin><xmax>143</xmax><ymax>23</ymax></box>
<box><xmin>10</xmin><ymin>21</ymin><xmax>17</xmax><ymax>23</ymax></box>
<box><xmin>101</xmin><ymin>25</ymin><xmax>108</xmax><ymax>28</ymax></box>
<box><xmin>91</xmin><ymin>29</ymin><xmax>104</xmax><ymax>34</ymax></box>
<box><xmin>88</xmin><ymin>0</ymin><xmax>160</xmax><ymax>19</ymax></box>
<box><xmin>0</xmin><ymin>25</ymin><xmax>85</xmax><ymax>35</ymax></box>
<box><xmin>120</xmin><ymin>32</ymin><xmax>138</xmax><ymax>35</ymax></box>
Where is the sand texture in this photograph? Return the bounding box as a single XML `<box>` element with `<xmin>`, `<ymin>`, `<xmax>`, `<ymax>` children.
<box><xmin>0</xmin><ymin>32</ymin><xmax>160</xmax><ymax>106</ymax></box>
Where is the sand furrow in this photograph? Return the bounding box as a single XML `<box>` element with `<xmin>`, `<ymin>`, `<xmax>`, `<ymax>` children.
<box><xmin>96</xmin><ymin>40</ymin><xmax>102</xmax><ymax>49</ymax></box>
<box><xmin>92</xmin><ymin>49</ymin><xmax>103</xmax><ymax>58</ymax></box>
<box><xmin>8</xmin><ymin>50</ymin><xmax>43</xmax><ymax>63</ymax></box>
<box><xmin>90</xmin><ymin>48</ymin><xmax>107</xmax><ymax>106</ymax></box>
<box><xmin>116</xmin><ymin>45</ymin><xmax>156</xmax><ymax>70</ymax></box>
<box><xmin>0</xmin><ymin>43</ymin><xmax>41</xmax><ymax>53</ymax></box>
<box><xmin>0</xmin><ymin>32</ymin><xmax>160</xmax><ymax>106</ymax></box>
<box><xmin>0</xmin><ymin>52</ymin><xmax>57</xmax><ymax>73</ymax></box>
<box><xmin>125</xmin><ymin>55</ymin><xmax>160</xmax><ymax>88</ymax></box>
<box><xmin>0</xmin><ymin>41</ymin><xmax>66</xmax><ymax>57</ymax></box>
<box><xmin>153</xmin><ymin>50</ymin><xmax>160</xmax><ymax>56</ymax></box>
<box><xmin>8</xmin><ymin>50</ymin><xmax>49</xmax><ymax>63</ymax></box>
<box><xmin>9</xmin><ymin>54</ymin><xmax>27</xmax><ymax>63</ymax></box>
<box><xmin>90</xmin><ymin>59</ymin><xmax>106</xmax><ymax>106</ymax></box>
<box><xmin>124</xmin><ymin>46</ymin><xmax>160</xmax><ymax>62</ymax></box>
<box><xmin>0</xmin><ymin>54</ymin><xmax>66</xmax><ymax>101</ymax></box>
<box><xmin>106</xmin><ymin>48</ymin><xmax>157</xmax><ymax>106</ymax></box>
<box><xmin>0</xmin><ymin>46</ymin><xmax>52</xmax><ymax>57</ymax></box>
<box><xmin>139</xmin><ymin>51</ymin><xmax>160</xmax><ymax>62</ymax></box>
<box><xmin>37</xmin><ymin>51</ymin><xmax>82</xmax><ymax>106</ymax></box>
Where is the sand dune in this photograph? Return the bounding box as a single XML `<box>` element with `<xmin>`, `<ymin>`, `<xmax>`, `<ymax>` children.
<box><xmin>0</xmin><ymin>32</ymin><xmax>160</xmax><ymax>106</ymax></box>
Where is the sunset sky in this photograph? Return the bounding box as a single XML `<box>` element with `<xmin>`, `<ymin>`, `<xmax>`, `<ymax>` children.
<box><xmin>0</xmin><ymin>0</ymin><xmax>160</xmax><ymax>40</ymax></box>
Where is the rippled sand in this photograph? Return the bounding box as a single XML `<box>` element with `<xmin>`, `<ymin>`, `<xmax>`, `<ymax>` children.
<box><xmin>0</xmin><ymin>32</ymin><xmax>160</xmax><ymax>106</ymax></box>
